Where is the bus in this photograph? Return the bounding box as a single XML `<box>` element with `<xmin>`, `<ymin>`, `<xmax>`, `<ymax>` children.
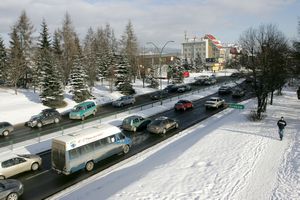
<box><xmin>51</xmin><ymin>124</ymin><xmax>132</xmax><ymax>175</ymax></box>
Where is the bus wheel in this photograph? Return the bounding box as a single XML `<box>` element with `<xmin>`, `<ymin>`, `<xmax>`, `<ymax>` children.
<box><xmin>123</xmin><ymin>145</ymin><xmax>130</xmax><ymax>154</ymax></box>
<box><xmin>85</xmin><ymin>161</ymin><xmax>94</xmax><ymax>172</ymax></box>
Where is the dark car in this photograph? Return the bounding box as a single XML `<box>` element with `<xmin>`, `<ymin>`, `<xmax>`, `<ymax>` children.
<box><xmin>0</xmin><ymin>179</ymin><xmax>24</xmax><ymax>200</ymax></box>
<box><xmin>218</xmin><ymin>85</ymin><xmax>232</xmax><ymax>94</ymax></box>
<box><xmin>232</xmin><ymin>88</ymin><xmax>245</xmax><ymax>98</ymax></box>
<box><xmin>147</xmin><ymin>116</ymin><xmax>179</xmax><ymax>135</ymax></box>
<box><xmin>150</xmin><ymin>90</ymin><xmax>169</xmax><ymax>100</ymax></box>
<box><xmin>27</xmin><ymin>109</ymin><xmax>61</xmax><ymax>128</ymax></box>
<box><xmin>0</xmin><ymin>122</ymin><xmax>14</xmax><ymax>137</ymax></box>
<box><xmin>163</xmin><ymin>85</ymin><xmax>179</xmax><ymax>93</ymax></box>
<box><xmin>177</xmin><ymin>84</ymin><xmax>192</xmax><ymax>93</ymax></box>
<box><xmin>122</xmin><ymin>115</ymin><xmax>152</xmax><ymax>132</ymax></box>
<box><xmin>203</xmin><ymin>78</ymin><xmax>217</xmax><ymax>85</ymax></box>
<box><xmin>174</xmin><ymin>100</ymin><xmax>193</xmax><ymax>111</ymax></box>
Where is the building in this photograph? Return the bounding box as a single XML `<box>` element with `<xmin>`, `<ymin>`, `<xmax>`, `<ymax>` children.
<box><xmin>182</xmin><ymin>34</ymin><xmax>221</xmax><ymax>64</ymax></box>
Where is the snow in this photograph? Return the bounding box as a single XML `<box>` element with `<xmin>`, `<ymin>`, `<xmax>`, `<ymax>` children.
<box><xmin>47</xmin><ymin>87</ymin><xmax>300</xmax><ymax>200</ymax></box>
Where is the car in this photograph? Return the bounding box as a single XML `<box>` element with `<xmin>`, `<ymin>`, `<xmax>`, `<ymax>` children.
<box><xmin>0</xmin><ymin>154</ymin><xmax>42</xmax><ymax>179</ymax></box>
<box><xmin>150</xmin><ymin>90</ymin><xmax>168</xmax><ymax>100</ymax></box>
<box><xmin>177</xmin><ymin>84</ymin><xmax>192</xmax><ymax>93</ymax></box>
<box><xmin>27</xmin><ymin>109</ymin><xmax>61</xmax><ymax>128</ymax></box>
<box><xmin>194</xmin><ymin>75</ymin><xmax>209</xmax><ymax>81</ymax></box>
<box><xmin>147</xmin><ymin>116</ymin><xmax>179</xmax><ymax>135</ymax></box>
<box><xmin>0</xmin><ymin>179</ymin><xmax>24</xmax><ymax>200</ymax></box>
<box><xmin>204</xmin><ymin>97</ymin><xmax>225</xmax><ymax>109</ymax></box>
<box><xmin>112</xmin><ymin>95</ymin><xmax>135</xmax><ymax>107</ymax></box>
<box><xmin>122</xmin><ymin>115</ymin><xmax>152</xmax><ymax>132</ymax></box>
<box><xmin>203</xmin><ymin>78</ymin><xmax>217</xmax><ymax>85</ymax></box>
<box><xmin>218</xmin><ymin>85</ymin><xmax>232</xmax><ymax>94</ymax></box>
<box><xmin>163</xmin><ymin>85</ymin><xmax>179</xmax><ymax>93</ymax></box>
<box><xmin>69</xmin><ymin>101</ymin><xmax>97</xmax><ymax>120</ymax></box>
<box><xmin>192</xmin><ymin>79</ymin><xmax>206</xmax><ymax>86</ymax></box>
<box><xmin>232</xmin><ymin>88</ymin><xmax>245</xmax><ymax>98</ymax></box>
<box><xmin>0</xmin><ymin>122</ymin><xmax>14</xmax><ymax>137</ymax></box>
<box><xmin>174</xmin><ymin>100</ymin><xmax>193</xmax><ymax>111</ymax></box>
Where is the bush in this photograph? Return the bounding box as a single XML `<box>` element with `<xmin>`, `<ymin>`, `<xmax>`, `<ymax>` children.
<box><xmin>248</xmin><ymin>110</ymin><xmax>266</xmax><ymax>121</ymax></box>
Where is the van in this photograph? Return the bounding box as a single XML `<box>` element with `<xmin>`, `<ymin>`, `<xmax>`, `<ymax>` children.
<box><xmin>122</xmin><ymin>115</ymin><xmax>151</xmax><ymax>132</ymax></box>
<box><xmin>69</xmin><ymin>101</ymin><xmax>97</xmax><ymax>120</ymax></box>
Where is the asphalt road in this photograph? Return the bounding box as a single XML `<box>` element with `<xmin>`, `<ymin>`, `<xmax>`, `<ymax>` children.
<box><xmin>12</xmin><ymin>81</ymin><xmax>253</xmax><ymax>200</ymax></box>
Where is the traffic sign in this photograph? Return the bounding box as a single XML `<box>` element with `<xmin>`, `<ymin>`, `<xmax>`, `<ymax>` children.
<box><xmin>228</xmin><ymin>103</ymin><xmax>245</xmax><ymax>109</ymax></box>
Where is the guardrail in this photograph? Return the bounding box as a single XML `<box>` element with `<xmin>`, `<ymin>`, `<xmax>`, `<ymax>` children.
<box><xmin>1</xmin><ymin>80</ymin><xmax>235</xmax><ymax>150</ymax></box>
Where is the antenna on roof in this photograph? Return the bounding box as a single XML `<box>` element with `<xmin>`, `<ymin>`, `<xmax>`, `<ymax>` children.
<box><xmin>184</xmin><ymin>31</ymin><xmax>187</xmax><ymax>41</ymax></box>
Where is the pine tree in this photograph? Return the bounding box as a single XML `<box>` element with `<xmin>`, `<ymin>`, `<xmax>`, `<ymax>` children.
<box><xmin>194</xmin><ymin>52</ymin><xmax>203</xmax><ymax>72</ymax></box>
<box><xmin>37</xmin><ymin>20</ymin><xmax>64</xmax><ymax>107</ymax></box>
<box><xmin>0</xmin><ymin>36</ymin><xmax>7</xmax><ymax>81</ymax></box>
<box><xmin>120</xmin><ymin>20</ymin><xmax>139</xmax><ymax>82</ymax></box>
<box><xmin>69</xmin><ymin>55</ymin><xmax>91</xmax><ymax>102</ymax></box>
<box><xmin>114</xmin><ymin>54</ymin><xmax>134</xmax><ymax>95</ymax></box>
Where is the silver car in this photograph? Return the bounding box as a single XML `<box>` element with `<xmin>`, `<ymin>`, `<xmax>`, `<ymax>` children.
<box><xmin>0</xmin><ymin>122</ymin><xmax>14</xmax><ymax>137</ymax></box>
<box><xmin>0</xmin><ymin>154</ymin><xmax>42</xmax><ymax>179</ymax></box>
<box><xmin>0</xmin><ymin>179</ymin><xmax>23</xmax><ymax>200</ymax></box>
<box><xmin>147</xmin><ymin>116</ymin><xmax>179</xmax><ymax>135</ymax></box>
<box><xmin>112</xmin><ymin>96</ymin><xmax>135</xmax><ymax>107</ymax></box>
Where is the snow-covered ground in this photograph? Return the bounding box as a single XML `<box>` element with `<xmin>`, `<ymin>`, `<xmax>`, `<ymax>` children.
<box><xmin>48</xmin><ymin>87</ymin><xmax>300</xmax><ymax>200</ymax></box>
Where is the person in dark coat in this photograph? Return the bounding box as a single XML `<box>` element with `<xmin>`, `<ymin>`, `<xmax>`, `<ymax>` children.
<box><xmin>277</xmin><ymin>117</ymin><xmax>287</xmax><ymax>141</ymax></box>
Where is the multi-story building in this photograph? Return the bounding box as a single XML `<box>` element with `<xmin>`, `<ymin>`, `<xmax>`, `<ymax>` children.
<box><xmin>182</xmin><ymin>34</ymin><xmax>222</xmax><ymax>64</ymax></box>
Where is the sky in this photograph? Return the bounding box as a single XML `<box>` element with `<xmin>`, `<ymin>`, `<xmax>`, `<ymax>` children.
<box><xmin>0</xmin><ymin>0</ymin><xmax>299</xmax><ymax>49</ymax></box>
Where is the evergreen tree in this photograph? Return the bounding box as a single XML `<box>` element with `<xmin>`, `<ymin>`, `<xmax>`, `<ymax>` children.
<box><xmin>0</xmin><ymin>36</ymin><xmax>7</xmax><ymax>81</ymax></box>
<box><xmin>15</xmin><ymin>10</ymin><xmax>34</xmax><ymax>88</ymax></box>
<box><xmin>114</xmin><ymin>54</ymin><xmax>134</xmax><ymax>95</ymax></box>
<box><xmin>52</xmin><ymin>30</ymin><xmax>65</xmax><ymax>85</ymax></box>
<box><xmin>69</xmin><ymin>55</ymin><xmax>91</xmax><ymax>102</ymax></box>
<box><xmin>194</xmin><ymin>52</ymin><xmax>203</xmax><ymax>72</ymax></box>
<box><xmin>120</xmin><ymin>20</ymin><xmax>139</xmax><ymax>81</ymax></box>
<box><xmin>37</xmin><ymin>20</ymin><xmax>64</xmax><ymax>107</ymax></box>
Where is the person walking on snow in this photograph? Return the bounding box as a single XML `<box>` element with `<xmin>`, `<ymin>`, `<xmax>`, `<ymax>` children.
<box><xmin>277</xmin><ymin>117</ymin><xmax>287</xmax><ymax>141</ymax></box>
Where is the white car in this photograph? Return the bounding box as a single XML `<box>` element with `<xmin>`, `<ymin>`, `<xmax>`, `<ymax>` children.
<box><xmin>204</xmin><ymin>97</ymin><xmax>225</xmax><ymax>109</ymax></box>
<box><xmin>0</xmin><ymin>154</ymin><xmax>42</xmax><ymax>179</ymax></box>
<box><xmin>112</xmin><ymin>96</ymin><xmax>135</xmax><ymax>107</ymax></box>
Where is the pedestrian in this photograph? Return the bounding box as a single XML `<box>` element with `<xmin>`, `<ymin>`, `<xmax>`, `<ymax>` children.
<box><xmin>277</xmin><ymin>116</ymin><xmax>287</xmax><ymax>141</ymax></box>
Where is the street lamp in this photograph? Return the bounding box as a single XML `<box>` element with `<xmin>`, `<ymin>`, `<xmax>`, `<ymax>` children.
<box><xmin>146</xmin><ymin>40</ymin><xmax>175</xmax><ymax>105</ymax></box>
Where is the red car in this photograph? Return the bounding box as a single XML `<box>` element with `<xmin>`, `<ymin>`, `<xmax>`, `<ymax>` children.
<box><xmin>174</xmin><ymin>100</ymin><xmax>193</xmax><ymax>111</ymax></box>
<box><xmin>183</xmin><ymin>71</ymin><xmax>190</xmax><ymax>78</ymax></box>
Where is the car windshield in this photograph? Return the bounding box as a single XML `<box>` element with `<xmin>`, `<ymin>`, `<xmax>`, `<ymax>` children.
<box><xmin>118</xmin><ymin>96</ymin><xmax>126</xmax><ymax>101</ymax></box>
<box><xmin>123</xmin><ymin>118</ymin><xmax>133</xmax><ymax>125</ymax></box>
<box><xmin>73</xmin><ymin>106</ymin><xmax>84</xmax><ymax>111</ymax></box>
<box><xmin>151</xmin><ymin>120</ymin><xmax>163</xmax><ymax>126</ymax></box>
<box><xmin>17</xmin><ymin>154</ymin><xmax>30</xmax><ymax>158</ymax></box>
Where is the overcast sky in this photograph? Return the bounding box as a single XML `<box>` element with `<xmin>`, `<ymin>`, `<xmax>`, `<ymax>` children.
<box><xmin>0</xmin><ymin>0</ymin><xmax>299</xmax><ymax>49</ymax></box>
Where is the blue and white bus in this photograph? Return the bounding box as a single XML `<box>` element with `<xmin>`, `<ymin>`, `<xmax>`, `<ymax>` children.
<box><xmin>51</xmin><ymin>124</ymin><xmax>132</xmax><ymax>175</ymax></box>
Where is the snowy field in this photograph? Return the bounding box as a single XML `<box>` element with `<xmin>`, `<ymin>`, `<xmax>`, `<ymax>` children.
<box><xmin>48</xmin><ymin>87</ymin><xmax>300</xmax><ymax>200</ymax></box>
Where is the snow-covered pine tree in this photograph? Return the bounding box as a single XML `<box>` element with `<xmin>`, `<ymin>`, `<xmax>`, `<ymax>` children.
<box><xmin>114</xmin><ymin>54</ymin><xmax>134</xmax><ymax>95</ymax></box>
<box><xmin>69</xmin><ymin>55</ymin><xmax>91</xmax><ymax>102</ymax></box>
<box><xmin>38</xmin><ymin>19</ymin><xmax>64</xmax><ymax>107</ymax></box>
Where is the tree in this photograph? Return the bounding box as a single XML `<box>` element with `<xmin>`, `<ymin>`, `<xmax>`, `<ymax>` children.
<box><xmin>7</xmin><ymin>26</ymin><xmax>25</xmax><ymax>94</ymax></box>
<box><xmin>239</xmin><ymin>24</ymin><xmax>289</xmax><ymax>119</ymax></box>
<box><xmin>194</xmin><ymin>52</ymin><xmax>203</xmax><ymax>72</ymax></box>
<box><xmin>120</xmin><ymin>20</ymin><xmax>139</xmax><ymax>82</ymax></box>
<box><xmin>37</xmin><ymin>19</ymin><xmax>65</xmax><ymax>107</ymax></box>
<box><xmin>0</xmin><ymin>36</ymin><xmax>7</xmax><ymax>81</ymax></box>
<box><xmin>114</xmin><ymin>54</ymin><xmax>134</xmax><ymax>95</ymax></box>
<box><xmin>15</xmin><ymin>10</ymin><xmax>34</xmax><ymax>88</ymax></box>
<box><xmin>69</xmin><ymin>55</ymin><xmax>91</xmax><ymax>102</ymax></box>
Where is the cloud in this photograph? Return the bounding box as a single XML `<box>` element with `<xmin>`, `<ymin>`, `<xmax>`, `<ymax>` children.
<box><xmin>0</xmin><ymin>0</ymin><xmax>297</xmax><ymax>48</ymax></box>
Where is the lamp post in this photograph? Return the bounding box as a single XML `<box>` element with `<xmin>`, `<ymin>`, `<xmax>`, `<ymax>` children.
<box><xmin>147</xmin><ymin>40</ymin><xmax>175</xmax><ymax>105</ymax></box>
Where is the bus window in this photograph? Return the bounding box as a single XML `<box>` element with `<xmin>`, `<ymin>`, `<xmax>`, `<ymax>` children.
<box><xmin>94</xmin><ymin>140</ymin><xmax>101</xmax><ymax>149</ymax></box>
<box><xmin>69</xmin><ymin>148</ymin><xmax>80</xmax><ymax>160</ymax></box>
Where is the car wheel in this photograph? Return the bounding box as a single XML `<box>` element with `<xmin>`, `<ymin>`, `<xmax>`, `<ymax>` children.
<box><xmin>2</xmin><ymin>130</ymin><xmax>9</xmax><ymax>136</ymax></box>
<box><xmin>85</xmin><ymin>161</ymin><xmax>94</xmax><ymax>172</ymax></box>
<box><xmin>0</xmin><ymin>175</ymin><xmax>5</xmax><ymax>179</ymax></box>
<box><xmin>132</xmin><ymin>127</ymin><xmax>137</xmax><ymax>132</ymax></box>
<box><xmin>93</xmin><ymin>110</ymin><xmax>97</xmax><ymax>116</ymax></box>
<box><xmin>183</xmin><ymin>107</ymin><xmax>186</xmax><ymax>111</ymax></box>
<box><xmin>31</xmin><ymin>162</ymin><xmax>39</xmax><ymax>171</ymax></box>
<box><xmin>175</xmin><ymin>123</ymin><xmax>179</xmax><ymax>128</ymax></box>
<box><xmin>162</xmin><ymin>129</ymin><xmax>167</xmax><ymax>135</ymax></box>
<box><xmin>6</xmin><ymin>192</ymin><xmax>18</xmax><ymax>200</ymax></box>
<box><xmin>81</xmin><ymin>116</ymin><xmax>85</xmax><ymax>121</ymax></box>
<box><xmin>123</xmin><ymin>145</ymin><xmax>130</xmax><ymax>154</ymax></box>
<box><xmin>54</xmin><ymin>118</ymin><xmax>60</xmax><ymax>123</ymax></box>
<box><xmin>37</xmin><ymin>122</ymin><xmax>42</xmax><ymax>128</ymax></box>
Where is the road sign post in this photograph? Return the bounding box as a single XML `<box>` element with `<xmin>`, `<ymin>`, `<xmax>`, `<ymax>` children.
<box><xmin>228</xmin><ymin>103</ymin><xmax>245</xmax><ymax>109</ymax></box>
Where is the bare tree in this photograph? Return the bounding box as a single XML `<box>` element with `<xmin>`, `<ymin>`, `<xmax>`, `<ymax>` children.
<box><xmin>239</xmin><ymin>24</ymin><xmax>289</xmax><ymax>119</ymax></box>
